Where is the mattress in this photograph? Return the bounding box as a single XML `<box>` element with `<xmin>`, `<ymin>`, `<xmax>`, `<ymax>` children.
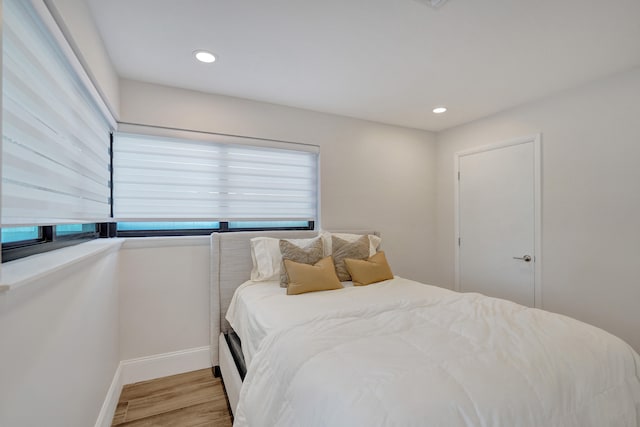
<box><xmin>228</xmin><ymin>277</ymin><xmax>640</xmax><ymax>427</ymax></box>
<box><xmin>225</xmin><ymin>276</ymin><xmax>453</xmax><ymax>367</ymax></box>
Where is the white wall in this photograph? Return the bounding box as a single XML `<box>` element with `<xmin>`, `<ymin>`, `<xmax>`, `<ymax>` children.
<box><xmin>435</xmin><ymin>67</ymin><xmax>640</xmax><ymax>352</ymax></box>
<box><xmin>0</xmin><ymin>252</ymin><xmax>120</xmax><ymax>427</ymax></box>
<box><xmin>118</xmin><ymin>239</ymin><xmax>211</xmax><ymax>359</ymax></box>
<box><xmin>119</xmin><ymin>79</ymin><xmax>438</xmax><ymax>284</ymax></box>
<box><xmin>47</xmin><ymin>0</ymin><xmax>120</xmax><ymax>118</ymax></box>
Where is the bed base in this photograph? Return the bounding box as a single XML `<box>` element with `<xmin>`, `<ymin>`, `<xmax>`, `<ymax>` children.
<box><xmin>218</xmin><ymin>333</ymin><xmax>242</xmax><ymax>416</ymax></box>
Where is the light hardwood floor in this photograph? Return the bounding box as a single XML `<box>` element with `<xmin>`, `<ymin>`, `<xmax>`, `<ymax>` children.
<box><xmin>111</xmin><ymin>368</ymin><xmax>233</xmax><ymax>426</ymax></box>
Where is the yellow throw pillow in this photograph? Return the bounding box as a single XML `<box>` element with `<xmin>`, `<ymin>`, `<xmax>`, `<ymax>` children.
<box><xmin>344</xmin><ymin>251</ymin><xmax>394</xmax><ymax>286</ymax></box>
<box><xmin>284</xmin><ymin>256</ymin><xmax>343</xmax><ymax>295</ymax></box>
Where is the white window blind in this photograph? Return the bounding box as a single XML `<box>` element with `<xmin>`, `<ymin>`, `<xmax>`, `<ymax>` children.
<box><xmin>1</xmin><ymin>0</ymin><xmax>112</xmax><ymax>226</ymax></box>
<box><xmin>113</xmin><ymin>132</ymin><xmax>318</xmax><ymax>221</ymax></box>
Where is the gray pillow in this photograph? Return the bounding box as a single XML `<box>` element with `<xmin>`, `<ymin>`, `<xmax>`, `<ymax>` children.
<box><xmin>279</xmin><ymin>238</ymin><xmax>324</xmax><ymax>287</ymax></box>
<box><xmin>332</xmin><ymin>235</ymin><xmax>370</xmax><ymax>281</ymax></box>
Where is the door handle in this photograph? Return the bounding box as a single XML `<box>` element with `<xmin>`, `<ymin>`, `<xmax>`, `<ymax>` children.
<box><xmin>513</xmin><ymin>255</ymin><xmax>532</xmax><ymax>262</ymax></box>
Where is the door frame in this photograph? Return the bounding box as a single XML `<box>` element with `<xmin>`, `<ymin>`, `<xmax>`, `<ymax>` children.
<box><xmin>453</xmin><ymin>134</ymin><xmax>542</xmax><ymax>308</ymax></box>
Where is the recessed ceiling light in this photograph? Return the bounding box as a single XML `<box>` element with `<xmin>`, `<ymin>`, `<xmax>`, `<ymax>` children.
<box><xmin>194</xmin><ymin>50</ymin><xmax>216</xmax><ymax>63</ymax></box>
<box><xmin>433</xmin><ymin>107</ymin><xmax>447</xmax><ymax>114</ymax></box>
<box><xmin>414</xmin><ymin>0</ymin><xmax>450</xmax><ymax>8</ymax></box>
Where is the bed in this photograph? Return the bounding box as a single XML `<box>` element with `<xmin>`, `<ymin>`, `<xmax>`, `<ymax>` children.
<box><xmin>210</xmin><ymin>231</ymin><xmax>640</xmax><ymax>427</ymax></box>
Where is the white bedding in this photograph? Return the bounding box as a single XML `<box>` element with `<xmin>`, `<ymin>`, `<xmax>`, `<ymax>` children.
<box><xmin>226</xmin><ymin>276</ymin><xmax>454</xmax><ymax>366</ymax></box>
<box><xmin>229</xmin><ymin>277</ymin><xmax>640</xmax><ymax>427</ymax></box>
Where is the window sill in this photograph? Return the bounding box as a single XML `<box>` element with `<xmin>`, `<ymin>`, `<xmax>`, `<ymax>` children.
<box><xmin>0</xmin><ymin>239</ymin><xmax>124</xmax><ymax>293</ymax></box>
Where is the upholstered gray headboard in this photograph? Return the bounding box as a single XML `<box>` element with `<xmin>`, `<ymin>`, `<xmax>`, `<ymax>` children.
<box><xmin>209</xmin><ymin>229</ymin><xmax>379</xmax><ymax>366</ymax></box>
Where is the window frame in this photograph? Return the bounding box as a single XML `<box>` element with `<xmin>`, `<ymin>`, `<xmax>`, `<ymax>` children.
<box><xmin>225</xmin><ymin>221</ymin><xmax>315</xmax><ymax>233</ymax></box>
<box><xmin>1</xmin><ymin>224</ymin><xmax>101</xmax><ymax>262</ymax></box>
<box><xmin>114</xmin><ymin>220</ymin><xmax>315</xmax><ymax>238</ymax></box>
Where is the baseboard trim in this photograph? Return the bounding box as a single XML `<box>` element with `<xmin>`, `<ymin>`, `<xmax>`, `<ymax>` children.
<box><xmin>95</xmin><ymin>363</ymin><xmax>123</xmax><ymax>427</ymax></box>
<box><xmin>120</xmin><ymin>346</ymin><xmax>212</xmax><ymax>385</ymax></box>
<box><xmin>95</xmin><ymin>346</ymin><xmax>212</xmax><ymax>427</ymax></box>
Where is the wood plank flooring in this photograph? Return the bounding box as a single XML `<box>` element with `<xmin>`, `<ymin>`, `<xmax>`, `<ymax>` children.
<box><xmin>112</xmin><ymin>368</ymin><xmax>233</xmax><ymax>426</ymax></box>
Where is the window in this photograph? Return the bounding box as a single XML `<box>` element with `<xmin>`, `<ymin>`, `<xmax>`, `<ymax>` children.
<box><xmin>116</xmin><ymin>221</ymin><xmax>221</xmax><ymax>237</ymax></box>
<box><xmin>228</xmin><ymin>221</ymin><xmax>311</xmax><ymax>230</ymax></box>
<box><xmin>1</xmin><ymin>0</ymin><xmax>113</xmax><ymax>261</ymax></box>
<box><xmin>112</xmin><ymin>130</ymin><xmax>318</xmax><ymax>236</ymax></box>
<box><xmin>1</xmin><ymin>224</ymin><xmax>99</xmax><ymax>262</ymax></box>
<box><xmin>117</xmin><ymin>222</ymin><xmax>221</xmax><ymax>232</ymax></box>
<box><xmin>1</xmin><ymin>226</ymin><xmax>41</xmax><ymax>244</ymax></box>
<box><xmin>55</xmin><ymin>223</ymin><xmax>98</xmax><ymax>238</ymax></box>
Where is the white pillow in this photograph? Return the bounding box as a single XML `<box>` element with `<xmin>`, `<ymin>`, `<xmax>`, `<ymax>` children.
<box><xmin>250</xmin><ymin>236</ymin><xmax>323</xmax><ymax>281</ymax></box>
<box><xmin>320</xmin><ymin>231</ymin><xmax>381</xmax><ymax>257</ymax></box>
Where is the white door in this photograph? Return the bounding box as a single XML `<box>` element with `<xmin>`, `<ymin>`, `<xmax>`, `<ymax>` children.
<box><xmin>456</xmin><ymin>136</ymin><xmax>540</xmax><ymax>307</ymax></box>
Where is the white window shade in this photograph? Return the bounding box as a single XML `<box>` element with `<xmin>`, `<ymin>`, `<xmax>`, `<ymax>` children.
<box><xmin>1</xmin><ymin>0</ymin><xmax>112</xmax><ymax>226</ymax></box>
<box><xmin>113</xmin><ymin>133</ymin><xmax>318</xmax><ymax>222</ymax></box>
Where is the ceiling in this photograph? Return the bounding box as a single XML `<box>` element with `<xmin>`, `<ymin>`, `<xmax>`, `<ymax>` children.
<box><xmin>87</xmin><ymin>0</ymin><xmax>640</xmax><ymax>132</ymax></box>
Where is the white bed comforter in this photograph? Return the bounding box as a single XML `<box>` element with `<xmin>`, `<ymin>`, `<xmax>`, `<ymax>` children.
<box><xmin>226</xmin><ymin>277</ymin><xmax>456</xmax><ymax>367</ymax></box>
<box><xmin>232</xmin><ymin>277</ymin><xmax>640</xmax><ymax>427</ymax></box>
